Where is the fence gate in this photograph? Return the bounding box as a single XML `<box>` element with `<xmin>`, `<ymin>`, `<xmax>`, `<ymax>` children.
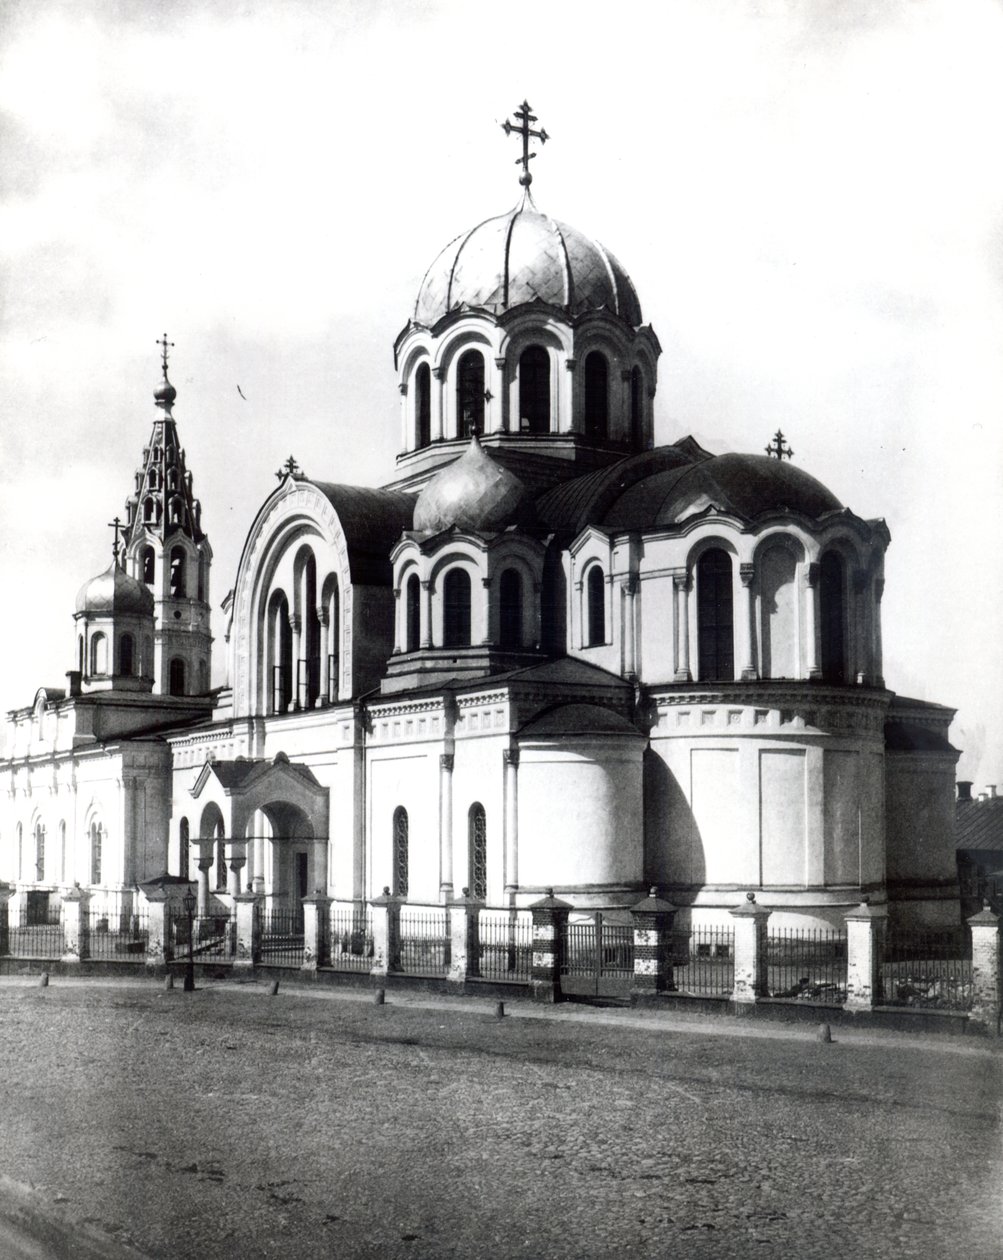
<box><xmin>560</xmin><ymin>913</ymin><xmax>634</xmax><ymax>1001</ymax></box>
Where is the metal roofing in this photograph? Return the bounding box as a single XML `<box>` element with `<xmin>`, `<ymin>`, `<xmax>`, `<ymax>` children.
<box><xmin>518</xmin><ymin>702</ymin><xmax>642</xmax><ymax>738</ymax></box>
<box><xmin>955</xmin><ymin>798</ymin><xmax>1003</xmax><ymax>852</ymax></box>
<box><xmin>311</xmin><ymin>482</ymin><xmax>415</xmax><ymax>585</ymax></box>
<box><xmin>884</xmin><ymin>722</ymin><xmax>957</xmax><ymax>754</ymax></box>
<box><xmin>75</xmin><ymin>563</ymin><xmax>155</xmax><ymax>616</ymax></box>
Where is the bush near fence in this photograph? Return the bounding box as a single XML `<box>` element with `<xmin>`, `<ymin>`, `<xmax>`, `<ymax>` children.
<box><xmin>881</xmin><ymin>927</ymin><xmax>973</xmax><ymax>1012</ymax></box>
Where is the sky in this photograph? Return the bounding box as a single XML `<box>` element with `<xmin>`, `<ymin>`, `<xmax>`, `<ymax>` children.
<box><xmin>1</xmin><ymin>0</ymin><xmax>1002</xmax><ymax>785</ymax></box>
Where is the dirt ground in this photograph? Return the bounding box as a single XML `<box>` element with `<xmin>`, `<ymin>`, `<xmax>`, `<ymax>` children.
<box><xmin>0</xmin><ymin>976</ymin><xmax>999</xmax><ymax>1259</ymax></box>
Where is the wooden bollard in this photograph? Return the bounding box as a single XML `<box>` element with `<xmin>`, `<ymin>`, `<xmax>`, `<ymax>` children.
<box><xmin>495</xmin><ymin>1001</ymin><xmax>505</xmax><ymax>1019</ymax></box>
<box><xmin>268</xmin><ymin>980</ymin><xmax>279</xmax><ymax>996</ymax></box>
<box><xmin>374</xmin><ymin>988</ymin><xmax>385</xmax><ymax>1005</ymax></box>
<box><xmin>817</xmin><ymin>1023</ymin><xmax>832</xmax><ymax>1043</ymax></box>
<box><xmin>39</xmin><ymin>972</ymin><xmax>49</xmax><ymax>988</ymax></box>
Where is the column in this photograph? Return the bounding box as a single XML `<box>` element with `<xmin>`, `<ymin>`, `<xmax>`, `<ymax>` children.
<box><xmin>301</xmin><ymin>895</ymin><xmax>332</xmax><ymax>970</ymax></box>
<box><xmin>431</xmin><ymin>367</ymin><xmax>445</xmax><ymax>441</ymax></box>
<box><xmin>844</xmin><ymin>899</ymin><xmax>888</xmax><ymax>1009</ymax></box>
<box><xmin>61</xmin><ymin>886</ymin><xmax>91</xmax><ymax>964</ymax></box>
<box><xmin>439</xmin><ymin>753</ymin><xmax>454</xmax><ymax>901</ymax></box>
<box><xmin>420</xmin><ymin>580</ymin><xmax>433</xmax><ymax>649</ymax></box>
<box><xmin>630</xmin><ymin>889</ymin><xmax>678</xmax><ymax>997</ymax></box>
<box><xmin>503</xmin><ymin>749</ymin><xmax>519</xmax><ymax>895</ymax></box>
<box><xmin>289</xmin><ymin>614</ymin><xmax>302</xmax><ymax>710</ymax></box>
<box><xmin>967</xmin><ymin>903</ymin><xmax>1000</xmax><ymax>1035</ymax></box>
<box><xmin>233</xmin><ymin>892</ymin><xmax>260</xmax><ymax>969</ymax></box>
<box><xmin>313</xmin><ymin>835</ymin><xmax>329</xmax><ymax>896</ymax></box>
<box><xmin>739</xmin><ymin>563</ymin><xmax>757</xmax><ymax>679</ymax></box>
<box><xmin>563</xmin><ymin>358</ymin><xmax>576</xmax><ymax>435</ymax></box>
<box><xmin>529</xmin><ymin>889</ymin><xmax>572</xmax><ymax>1003</ymax></box>
<box><xmin>197</xmin><ymin>852</ymin><xmax>213</xmax><ymax>917</ymax></box>
<box><xmin>673</xmin><ymin>572</ymin><xmax>691</xmax><ymax>682</ymax></box>
<box><xmin>253</xmin><ymin>832</ymin><xmax>266</xmax><ymax>895</ymax></box>
<box><xmin>805</xmin><ymin>562</ymin><xmax>821</xmax><ymax>680</ymax></box>
<box><xmin>226</xmin><ymin>840</ymin><xmax>246</xmax><ymax>897</ymax></box>
<box><xmin>492</xmin><ymin>356</ymin><xmax>507</xmax><ymax>434</ymax></box>
<box><xmin>729</xmin><ymin>892</ymin><xmax>771</xmax><ymax>1002</ymax></box>
<box><xmin>872</xmin><ymin>578</ymin><xmax>885</xmax><ymax>687</ymax></box>
<box><xmin>317</xmin><ymin>607</ymin><xmax>330</xmax><ymax>705</ymax></box>
<box><xmin>398</xmin><ymin>380</ymin><xmax>409</xmax><ymax>451</ymax></box>
<box><xmin>852</xmin><ymin>569</ymin><xmax>869</xmax><ymax>684</ymax></box>
<box><xmin>447</xmin><ymin>891</ymin><xmax>482</xmax><ymax>985</ymax></box>
<box><xmin>370</xmin><ymin>887</ymin><xmax>402</xmax><ymax>977</ymax></box>
<box><xmin>622</xmin><ymin>577</ymin><xmax>637</xmax><ymax>678</ymax></box>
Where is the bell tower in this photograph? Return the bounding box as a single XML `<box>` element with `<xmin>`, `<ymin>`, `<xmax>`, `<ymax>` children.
<box><xmin>120</xmin><ymin>336</ymin><xmax>213</xmax><ymax>696</ymax></box>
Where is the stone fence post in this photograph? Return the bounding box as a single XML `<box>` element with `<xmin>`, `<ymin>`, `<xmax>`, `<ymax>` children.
<box><xmin>301</xmin><ymin>894</ymin><xmax>332</xmax><ymax>970</ymax></box>
<box><xmin>529</xmin><ymin>889</ymin><xmax>572</xmax><ymax>1003</ymax></box>
<box><xmin>141</xmin><ymin>889</ymin><xmax>169</xmax><ymax>967</ymax></box>
<box><xmin>370</xmin><ymin>888</ymin><xmax>402</xmax><ymax>978</ymax></box>
<box><xmin>967</xmin><ymin>902</ymin><xmax>1000</xmax><ymax>1035</ymax></box>
<box><xmin>729</xmin><ymin>892</ymin><xmax>771</xmax><ymax>1002</ymax></box>
<box><xmin>447</xmin><ymin>891</ymin><xmax>483</xmax><ymax>985</ymax></box>
<box><xmin>233</xmin><ymin>892</ymin><xmax>261</xmax><ymax>969</ymax></box>
<box><xmin>630</xmin><ymin>888</ymin><xmax>678</xmax><ymax>997</ymax></box>
<box><xmin>61</xmin><ymin>886</ymin><xmax>91</xmax><ymax>964</ymax></box>
<box><xmin>0</xmin><ymin>882</ymin><xmax>13</xmax><ymax>956</ymax></box>
<box><xmin>844</xmin><ymin>899</ymin><xmax>888</xmax><ymax>1010</ymax></box>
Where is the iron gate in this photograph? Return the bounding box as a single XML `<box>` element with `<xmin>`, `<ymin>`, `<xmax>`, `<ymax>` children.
<box><xmin>560</xmin><ymin>913</ymin><xmax>634</xmax><ymax>1000</ymax></box>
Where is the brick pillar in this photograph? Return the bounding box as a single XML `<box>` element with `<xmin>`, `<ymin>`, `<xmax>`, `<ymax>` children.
<box><xmin>529</xmin><ymin>889</ymin><xmax>572</xmax><ymax>1003</ymax></box>
<box><xmin>729</xmin><ymin>892</ymin><xmax>771</xmax><ymax>1002</ymax></box>
<box><xmin>844</xmin><ymin>899</ymin><xmax>888</xmax><ymax>1009</ymax></box>
<box><xmin>630</xmin><ymin>888</ymin><xmax>678</xmax><ymax>997</ymax></box>
<box><xmin>233</xmin><ymin>892</ymin><xmax>261</xmax><ymax>968</ymax></box>
<box><xmin>447</xmin><ymin>891</ymin><xmax>482</xmax><ymax>985</ymax></box>
<box><xmin>142</xmin><ymin>890</ymin><xmax>169</xmax><ymax>967</ymax></box>
<box><xmin>370</xmin><ymin>888</ymin><xmax>402</xmax><ymax>977</ymax></box>
<box><xmin>302</xmin><ymin>895</ymin><xmax>332</xmax><ymax>970</ymax></box>
<box><xmin>0</xmin><ymin>882</ymin><xmax>13</xmax><ymax>957</ymax></box>
<box><xmin>61</xmin><ymin>886</ymin><xmax>91</xmax><ymax>964</ymax></box>
<box><xmin>967</xmin><ymin>902</ymin><xmax>1000</xmax><ymax>1035</ymax></box>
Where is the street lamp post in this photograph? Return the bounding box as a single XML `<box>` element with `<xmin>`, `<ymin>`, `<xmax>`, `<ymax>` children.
<box><xmin>182</xmin><ymin>883</ymin><xmax>196</xmax><ymax>992</ymax></box>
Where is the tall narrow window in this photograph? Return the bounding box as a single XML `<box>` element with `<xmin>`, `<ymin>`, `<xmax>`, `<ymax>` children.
<box><xmin>499</xmin><ymin>568</ymin><xmax>522</xmax><ymax>648</ymax></box>
<box><xmin>215</xmin><ymin>827</ymin><xmax>226</xmax><ymax>891</ymax></box>
<box><xmin>630</xmin><ymin>366</ymin><xmax>644</xmax><ymax>448</ymax></box>
<box><xmin>820</xmin><ymin>551</ymin><xmax>846</xmax><ymax>684</ymax></box>
<box><xmin>301</xmin><ymin>552</ymin><xmax>320</xmax><ymax>708</ymax></box>
<box><xmin>760</xmin><ymin>545</ymin><xmax>799</xmax><ymax>679</ymax></box>
<box><xmin>443</xmin><ymin>569</ymin><xmax>471</xmax><ymax>648</ymax></box>
<box><xmin>415</xmin><ymin>363</ymin><xmax>431</xmax><ymax>448</ymax></box>
<box><xmin>584</xmin><ymin>351</ymin><xmax>609</xmax><ymax>440</ymax></box>
<box><xmin>197</xmin><ymin>556</ymin><xmax>206</xmax><ymax>601</ymax></box>
<box><xmin>90</xmin><ymin>632</ymin><xmax>108</xmax><ymax>676</ymax></box>
<box><xmin>169</xmin><ymin>657</ymin><xmax>186</xmax><ymax>696</ymax></box>
<box><xmin>119</xmin><ymin>633</ymin><xmax>134</xmax><ymax>676</ymax></box>
<box><xmin>468</xmin><ymin>804</ymin><xmax>487</xmax><ymax>901</ymax></box>
<box><xmin>141</xmin><ymin>546</ymin><xmax>155</xmax><ymax>584</ymax></box>
<box><xmin>456</xmin><ymin>351</ymin><xmax>484</xmax><ymax>437</ymax></box>
<box><xmin>35</xmin><ymin>823</ymin><xmax>45</xmax><ymax>881</ymax></box>
<box><xmin>697</xmin><ymin>549</ymin><xmax>734</xmax><ymax>682</ymax></box>
<box><xmin>90</xmin><ymin>822</ymin><xmax>103</xmax><ymax>885</ymax></box>
<box><xmin>179</xmin><ymin>817</ymin><xmax>190</xmax><ymax>880</ymax></box>
<box><xmin>59</xmin><ymin>821</ymin><xmax>67</xmax><ymax>883</ymax></box>
<box><xmin>327</xmin><ymin>581</ymin><xmax>340</xmax><ymax>701</ymax></box>
<box><xmin>170</xmin><ymin>547</ymin><xmax>186</xmax><ymax>597</ymax></box>
<box><xmin>519</xmin><ymin>345</ymin><xmax>550</xmax><ymax>432</ymax></box>
<box><xmin>586</xmin><ymin>566</ymin><xmax>605</xmax><ymax>647</ymax></box>
<box><xmin>392</xmin><ymin>807</ymin><xmax>409</xmax><ymax>899</ymax></box>
<box><xmin>406</xmin><ymin>574</ymin><xmax>421</xmax><ymax>653</ymax></box>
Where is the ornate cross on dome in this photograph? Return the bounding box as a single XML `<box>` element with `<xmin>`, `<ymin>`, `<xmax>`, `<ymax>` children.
<box><xmin>275</xmin><ymin>455</ymin><xmax>300</xmax><ymax>481</ymax></box>
<box><xmin>502</xmin><ymin>100</ymin><xmax>548</xmax><ymax>187</ymax></box>
<box><xmin>156</xmin><ymin>333</ymin><xmax>175</xmax><ymax>375</ymax></box>
<box><xmin>107</xmin><ymin>515</ymin><xmax>124</xmax><ymax>565</ymax></box>
<box><xmin>765</xmin><ymin>429</ymin><xmax>794</xmax><ymax>461</ymax></box>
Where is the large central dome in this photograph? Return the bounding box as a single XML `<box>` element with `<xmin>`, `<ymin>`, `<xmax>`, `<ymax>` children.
<box><xmin>413</xmin><ymin>194</ymin><xmax>642</xmax><ymax>328</ymax></box>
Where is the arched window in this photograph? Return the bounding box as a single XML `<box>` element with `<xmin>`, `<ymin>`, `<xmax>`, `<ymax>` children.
<box><xmin>143</xmin><ymin>498</ymin><xmax>155</xmax><ymax>523</ymax></box>
<box><xmin>169</xmin><ymin>657</ymin><xmax>186</xmax><ymax>696</ymax></box>
<box><xmin>415</xmin><ymin>363</ymin><xmax>431</xmax><ymax>448</ymax></box>
<box><xmin>697</xmin><ymin>549</ymin><xmax>734</xmax><ymax>682</ymax></box>
<box><xmin>215</xmin><ymin>823</ymin><xmax>226</xmax><ymax>891</ymax></box>
<box><xmin>90</xmin><ymin>632</ymin><xmax>108</xmax><ymax>676</ymax></box>
<box><xmin>519</xmin><ymin>345</ymin><xmax>550</xmax><ymax>433</ymax></box>
<box><xmin>760</xmin><ymin>545</ymin><xmax>799</xmax><ymax>679</ymax></box>
<box><xmin>327</xmin><ymin>580</ymin><xmax>340</xmax><ymax>702</ymax></box>
<box><xmin>34</xmin><ymin>822</ymin><xmax>45</xmax><ymax>881</ymax></box>
<box><xmin>584</xmin><ymin>351</ymin><xmax>609</xmax><ymax>440</ymax></box>
<box><xmin>268</xmin><ymin>591</ymin><xmax>292</xmax><ymax>714</ymax></box>
<box><xmin>90</xmin><ymin>821</ymin><xmax>103</xmax><ymax>885</ymax></box>
<box><xmin>499</xmin><ymin>568</ymin><xmax>523</xmax><ymax>648</ymax></box>
<box><xmin>406</xmin><ymin>574</ymin><xmax>421</xmax><ymax>654</ymax></box>
<box><xmin>630</xmin><ymin>366</ymin><xmax>644</xmax><ymax>448</ymax></box>
<box><xmin>300</xmin><ymin>552</ymin><xmax>320</xmax><ymax>708</ymax></box>
<box><xmin>197</xmin><ymin>555</ymin><xmax>206</xmax><ymax>601</ymax></box>
<box><xmin>392</xmin><ymin>807</ymin><xmax>409</xmax><ymax>899</ymax></box>
<box><xmin>586</xmin><ymin>566</ymin><xmax>605</xmax><ymax>647</ymax></box>
<box><xmin>179</xmin><ymin>817</ymin><xmax>190</xmax><ymax>880</ymax></box>
<box><xmin>141</xmin><ymin>546</ymin><xmax>155</xmax><ymax>584</ymax></box>
<box><xmin>169</xmin><ymin>547</ymin><xmax>186</xmax><ymax>597</ymax></box>
<box><xmin>820</xmin><ymin>551</ymin><xmax>847</xmax><ymax>684</ymax></box>
<box><xmin>468</xmin><ymin>804</ymin><xmax>487</xmax><ymax>901</ymax></box>
<box><xmin>456</xmin><ymin>350</ymin><xmax>484</xmax><ymax>437</ymax></box>
<box><xmin>443</xmin><ymin>568</ymin><xmax>471</xmax><ymax>648</ymax></box>
<box><xmin>119</xmin><ymin>633</ymin><xmax>134</xmax><ymax>676</ymax></box>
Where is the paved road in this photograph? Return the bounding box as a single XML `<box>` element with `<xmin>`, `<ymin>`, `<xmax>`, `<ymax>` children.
<box><xmin>0</xmin><ymin>977</ymin><xmax>999</xmax><ymax>1259</ymax></box>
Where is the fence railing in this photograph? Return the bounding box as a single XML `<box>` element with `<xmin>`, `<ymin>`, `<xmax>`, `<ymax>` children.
<box><xmin>87</xmin><ymin>910</ymin><xmax>149</xmax><ymax>960</ymax></box>
<box><xmin>170</xmin><ymin>911</ymin><xmax>234</xmax><ymax>962</ymax></box>
<box><xmin>767</xmin><ymin>928</ymin><xmax>847</xmax><ymax>1003</ymax></box>
<box><xmin>258</xmin><ymin>906</ymin><xmax>304</xmax><ymax>967</ymax></box>
<box><xmin>8</xmin><ymin>921</ymin><xmax>65</xmax><ymax>959</ymax></box>
<box><xmin>670</xmin><ymin>926</ymin><xmax>735</xmax><ymax>996</ymax></box>
<box><xmin>328</xmin><ymin>905</ymin><xmax>374</xmax><ymax>972</ymax></box>
<box><xmin>881</xmin><ymin>927</ymin><xmax>973</xmax><ymax>1011</ymax></box>
<box><xmin>398</xmin><ymin>905</ymin><xmax>450</xmax><ymax>976</ymax></box>
<box><xmin>477</xmin><ymin>908</ymin><xmax>532</xmax><ymax>983</ymax></box>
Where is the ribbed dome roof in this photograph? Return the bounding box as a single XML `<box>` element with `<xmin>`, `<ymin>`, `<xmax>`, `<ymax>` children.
<box><xmin>414</xmin><ymin>195</ymin><xmax>641</xmax><ymax>327</ymax></box>
<box><xmin>413</xmin><ymin>437</ymin><xmax>532</xmax><ymax>533</ymax></box>
<box><xmin>75</xmin><ymin>564</ymin><xmax>154</xmax><ymax>616</ymax></box>
<box><xmin>603</xmin><ymin>453</ymin><xmax>843</xmax><ymax>530</ymax></box>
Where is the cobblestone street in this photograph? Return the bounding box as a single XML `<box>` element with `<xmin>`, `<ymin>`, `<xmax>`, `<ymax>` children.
<box><xmin>0</xmin><ymin>977</ymin><xmax>999</xmax><ymax>1259</ymax></box>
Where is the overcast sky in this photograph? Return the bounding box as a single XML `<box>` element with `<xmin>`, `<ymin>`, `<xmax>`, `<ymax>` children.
<box><xmin>2</xmin><ymin>0</ymin><xmax>1001</xmax><ymax>785</ymax></box>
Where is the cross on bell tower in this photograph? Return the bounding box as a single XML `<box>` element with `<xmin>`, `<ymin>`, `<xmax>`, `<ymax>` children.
<box><xmin>502</xmin><ymin>100</ymin><xmax>549</xmax><ymax>188</ymax></box>
<box><xmin>156</xmin><ymin>333</ymin><xmax>174</xmax><ymax>377</ymax></box>
<box><xmin>107</xmin><ymin>515</ymin><xmax>123</xmax><ymax>566</ymax></box>
<box><xmin>765</xmin><ymin>430</ymin><xmax>794</xmax><ymax>461</ymax></box>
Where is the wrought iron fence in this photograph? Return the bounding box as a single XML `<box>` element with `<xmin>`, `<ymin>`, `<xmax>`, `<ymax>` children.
<box><xmin>86</xmin><ymin>909</ymin><xmax>149</xmax><ymax>960</ymax></box>
<box><xmin>767</xmin><ymin>928</ymin><xmax>847</xmax><ymax>1003</ymax></box>
<box><xmin>398</xmin><ymin>905</ymin><xmax>450</xmax><ymax>976</ymax></box>
<box><xmin>881</xmin><ymin>926</ymin><xmax>973</xmax><ymax>1011</ymax></box>
<box><xmin>258</xmin><ymin>906</ymin><xmax>305</xmax><ymax>967</ymax></box>
<box><xmin>328</xmin><ymin>905</ymin><xmax>374</xmax><ymax>972</ymax></box>
<box><xmin>8</xmin><ymin>920</ymin><xmax>65</xmax><ymax>959</ymax></box>
<box><xmin>477</xmin><ymin>908</ymin><xmax>532</xmax><ymax>983</ymax></box>
<box><xmin>170</xmin><ymin>910</ymin><xmax>234</xmax><ymax>962</ymax></box>
<box><xmin>670</xmin><ymin>926</ymin><xmax>735</xmax><ymax>996</ymax></box>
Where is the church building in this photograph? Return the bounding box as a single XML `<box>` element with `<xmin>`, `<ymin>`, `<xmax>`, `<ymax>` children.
<box><xmin>1</xmin><ymin>105</ymin><xmax>961</xmax><ymax>932</ymax></box>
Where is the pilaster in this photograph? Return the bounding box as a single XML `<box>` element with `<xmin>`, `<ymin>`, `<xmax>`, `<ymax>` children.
<box><xmin>729</xmin><ymin>892</ymin><xmax>771</xmax><ymax>1002</ymax></box>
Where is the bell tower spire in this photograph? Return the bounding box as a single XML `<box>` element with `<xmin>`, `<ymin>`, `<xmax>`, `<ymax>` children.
<box><xmin>119</xmin><ymin>337</ymin><xmax>213</xmax><ymax>697</ymax></box>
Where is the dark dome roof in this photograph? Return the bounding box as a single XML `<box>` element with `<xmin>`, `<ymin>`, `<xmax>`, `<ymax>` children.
<box><xmin>603</xmin><ymin>452</ymin><xmax>843</xmax><ymax>530</ymax></box>
<box><xmin>75</xmin><ymin>564</ymin><xmax>154</xmax><ymax>616</ymax></box>
<box><xmin>414</xmin><ymin>436</ymin><xmax>533</xmax><ymax>533</ymax></box>
<box><xmin>414</xmin><ymin>196</ymin><xmax>642</xmax><ymax>327</ymax></box>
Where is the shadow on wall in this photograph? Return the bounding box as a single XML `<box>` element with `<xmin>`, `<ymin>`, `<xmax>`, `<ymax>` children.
<box><xmin>643</xmin><ymin>748</ymin><xmax>705</xmax><ymax>892</ymax></box>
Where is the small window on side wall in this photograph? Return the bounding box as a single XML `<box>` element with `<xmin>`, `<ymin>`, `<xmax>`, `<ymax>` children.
<box><xmin>443</xmin><ymin>569</ymin><xmax>471</xmax><ymax>648</ymax></box>
<box><xmin>519</xmin><ymin>345</ymin><xmax>550</xmax><ymax>433</ymax></box>
<box><xmin>415</xmin><ymin>363</ymin><xmax>431</xmax><ymax>448</ymax></box>
<box><xmin>169</xmin><ymin>657</ymin><xmax>186</xmax><ymax>696</ymax></box>
<box><xmin>456</xmin><ymin>351</ymin><xmax>484</xmax><ymax>437</ymax></box>
<box><xmin>586</xmin><ymin>566</ymin><xmax>605</xmax><ymax>647</ymax></box>
<box><xmin>584</xmin><ymin>351</ymin><xmax>609</xmax><ymax>440</ymax></box>
<box><xmin>406</xmin><ymin>574</ymin><xmax>421</xmax><ymax>653</ymax></box>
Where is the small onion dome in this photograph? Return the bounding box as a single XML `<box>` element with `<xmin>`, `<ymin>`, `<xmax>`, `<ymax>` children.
<box><xmin>414</xmin><ymin>196</ymin><xmax>642</xmax><ymax>327</ymax></box>
<box><xmin>154</xmin><ymin>372</ymin><xmax>177</xmax><ymax>409</ymax></box>
<box><xmin>75</xmin><ymin>564</ymin><xmax>154</xmax><ymax>616</ymax></box>
<box><xmin>413</xmin><ymin>436</ymin><xmax>533</xmax><ymax>533</ymax></box>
